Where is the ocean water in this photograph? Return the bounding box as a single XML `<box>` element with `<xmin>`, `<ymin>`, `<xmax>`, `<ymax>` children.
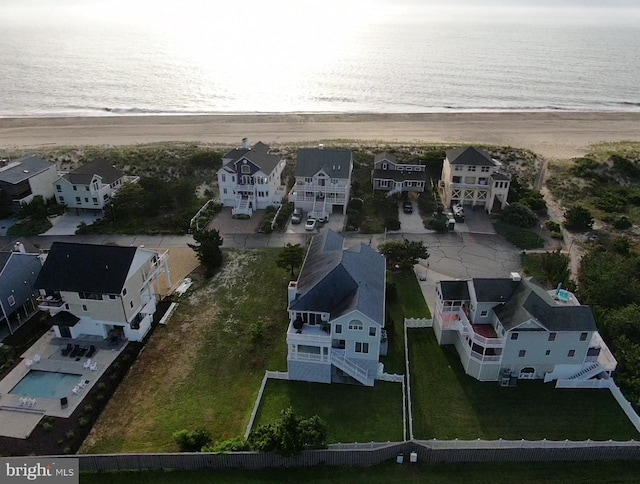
<box><xmin>0</xmin><ymin>1</ymin><xmax>639</xmax><ymax>116</ymax></box>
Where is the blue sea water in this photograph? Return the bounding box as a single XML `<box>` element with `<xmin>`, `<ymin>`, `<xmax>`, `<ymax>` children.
<box><xmin>0</xmin><ymin>1</ymin><xmax>639</xmax><ymax>116</ymax></box>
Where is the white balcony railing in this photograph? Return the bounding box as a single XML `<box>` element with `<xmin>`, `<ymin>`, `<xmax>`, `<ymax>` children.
<box><xmin>591</xmin><ymin>332</ymin><xmax>617</xmax><ymax>371</ymax></box>
<box><xmin>437</xmin><ymin>308</ymin><xmax>504</xmax><ymax>348</ymax></box>
<box><xmin>286</xmin><ymin>322</ymin><xmax>331</xmax><ymax>344</ymax></box>
<box><xmin>288</xmin><ymin>352</ymin><xmax>330</xmax><ymax>363</ymax></box>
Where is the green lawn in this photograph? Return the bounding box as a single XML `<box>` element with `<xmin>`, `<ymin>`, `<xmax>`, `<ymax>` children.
<box><xmin>409</xmin><ymin>329</ymin><xmax>638</xmax><ymax>441</ymax></box>
<box><xmin>81</xmin><ymin>460</ymin><xmax>640</xmax><ymax>484</ymax></box>
<box><xmin>253</xmin><ymin>379</ymin><xmax>404</xmax><ymax>443</ymax></box>
<box><xmin>384</xmin><ymin>270</ymin><xmax>431</xmax><ymax>374</ymax></box>
<box><xmin>83</xmin><ymin>249</ymin><xmax>290</xmax><ymax>453</ymax></box>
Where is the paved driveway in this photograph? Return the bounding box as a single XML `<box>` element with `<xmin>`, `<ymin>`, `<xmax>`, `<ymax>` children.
<box><xmin>207</xmin><ymin>207</ymin><xmax>265</xmax><ymax>234</ymax></box>
<box><xmin>397</xmin><ymin>200</ymin><xmax>429</xmax><ymax>233</ymax></box>
<box><xmin>42</xmin><ymin>213</ymin><xmax>102</xmax><ymax>236</ymax></box>
<box><xmin>455</xmin><ymin>209</ymin><xmax>496</xmax><ymax>235</ymax></box>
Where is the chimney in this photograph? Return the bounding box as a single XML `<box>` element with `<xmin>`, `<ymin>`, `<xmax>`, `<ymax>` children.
<box><xmin>13</xmin><ymin>241</ymin><xmax>26</xmax><ymax>253</ymax></box>
<box><xmin>288</xmin><ymin>281</ymin><xmax>299</xmax><ymax>305</ymax></box>
<box><xmin>242</xmin><ymin>137</ymin><xmax>250</xmax><ymax>150</ymax></box>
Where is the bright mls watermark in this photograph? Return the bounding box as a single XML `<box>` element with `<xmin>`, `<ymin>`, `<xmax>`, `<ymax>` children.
<box><xmin>2</xmin><ymin>458</ymin><xmax>78</xmax><ymax>483</ymax></box>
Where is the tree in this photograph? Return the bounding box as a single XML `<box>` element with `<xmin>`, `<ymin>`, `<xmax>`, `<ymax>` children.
<box><xmin>188</xmin><ymin>229</ymin><xmax>224</xmax><ymax>277</ymax></box>
<box><xmin>564</xmin><ymin>205</ymin><xmax>594</xmax><ymax>232</ymax></box>
<box><xmin>535</xmin><ymin>250</ymin><xmax>571</xmax><ymax>288</ymax></box>
<box><xmin>501</xmin><ymin>202</ymin><xmax>538</xmax><ymax>228</ymax></box>
<box><xmin>379</xmin><ymin>239</ymin><xmax>429</xmax><ymax>270</ymax></box>
<box><xmin>276</xmin><ymin>243</ymin><xmax>305</xmax><ymax>278</ymax></box>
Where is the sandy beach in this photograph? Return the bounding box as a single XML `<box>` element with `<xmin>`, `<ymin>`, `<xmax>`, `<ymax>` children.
<box><xmin>1</xmin><ymin>112</ymin><xmax>640</xmax><ymax>159</ymax></box>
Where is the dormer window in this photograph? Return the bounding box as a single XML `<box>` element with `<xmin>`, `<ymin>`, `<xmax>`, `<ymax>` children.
<box><xmin>382</xmin><ymin>163</ymin><xmax>387</xmax><ymax>170</ymax></box>
<box><xmin>241</xmin><ymin>165</ymin><xmax>251</xmax><ymax>174</ymax></box>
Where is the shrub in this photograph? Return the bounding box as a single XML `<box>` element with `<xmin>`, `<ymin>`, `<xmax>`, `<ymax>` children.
<box><xmin>83</xmin><ymin>404</ymin><xmax>94</xmax><ymax>414</ymax></box>
<box><xmin>42</xmin><ymin>422</ymin><xmax>54</xmax><ymax>432</ymax></box>
<box><xmin>613</xmin><ymin>216</ymin><xmax>632</xmax><ymax>230</ymax></box>
<box><xmin>428</xmin><ymin>216</ymin><xmax>449</xmax><ymax>232</ymax></box>
<box><xmin>57</xmin><ymin>439</ymin><xmax>64</xmax><ymax>446</ymax></box>
<box><xmin>202</xmin><ymin>437</ymin><xmax>250</xmax><ymax>453</ymax></box>
<box><xmin>65</xmin><ymin>430</ymin><xmax>75</xmax><ymax>441</ymax></box>
<box><xmin>564</xmin><ymin>205</ymin><xmax>594</xmax><ymax>232</ymax></box>
<box><xmin>501</xmin><ymin>203</ymin><xmax>538</xmax><ymax>228</ymax></box>
<box><xmin>96</xmin><ymin>382</ymin><xmax>108</xmax><ymax>391</ymax></box>
<box><xmin>551</xmin><ymin>232</ymin><xmax>564</xmax><ymax>240</ymax></box>
<box><xmin>63</xmin><ymin>447</ymin><xmax>73</xmax><ymax>455</ymax></box>
<box><xmin>173</xmin><ymin>428</ymin><xmax>212</xmax><ymax>452</ymax></box>
<box><xmin>96</xmin><ymin>393</ymin><xmax>105</xmax><ymax>403</ymax></box>
<box><xmin>545</xmin><ymin>220</ymin><xmax>561</xmax><ymax>232</ymax></box>
<box><xmin>494</xmin><ymin>222</ymin><xmax>544</xmax><ymax>250</ymax></box>
<box><xmin>385</xmin><ymin>218</ymin><xmax>401</xmax><ymax>231</ymax></box>
<box><xmin>79</xmin><ymin>417</ymin><xmax>90</xmax><ymax>428</ymax></box>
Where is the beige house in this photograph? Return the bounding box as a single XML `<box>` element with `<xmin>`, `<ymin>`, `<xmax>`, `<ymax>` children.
<box><xmin>433</xmin><ymin>274</ymin><xmax>617</xmax><ymax>384</ymax></box>
<box><xmin>439</xmin><ymin>146</ymin><xmax>510</xmax><ymax>212</ymax></box>
<box><xmin>36</xmin><ymin>242</ymin><xmax>170</xmax><ymax>343</ymax></box>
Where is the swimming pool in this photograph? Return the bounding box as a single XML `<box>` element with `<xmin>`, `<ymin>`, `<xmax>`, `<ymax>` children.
<box><xmin>11</xmin><ymin>370</ymin><xmax>83</xmax><ymax>399</ymax></box>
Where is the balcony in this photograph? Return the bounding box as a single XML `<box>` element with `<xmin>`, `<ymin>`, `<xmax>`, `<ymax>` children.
<box><xmin>437</xmin><ymin>308</ymin><xmax>504</xmax><ymax>348</ymax></box>
<box><xmin>590</xmin><ymin>332</ymin><xmax>617</xmax><ymax>371</ymax></box>
<box><xmin>286</xmin><ymin>321</ymin><xmax>331</xmax><ymax>345</ymax></box>
<box><xmin>37</xmin><ymin>295</ymin><xmax>65</xmax><ymax>312</ymax></box>
<box><xmin>294</xmin><ymin>182</ymin><xmax>347</xmax><ymax>194</ymax></box>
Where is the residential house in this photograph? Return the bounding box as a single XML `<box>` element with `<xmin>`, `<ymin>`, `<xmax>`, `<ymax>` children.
<box><xmin>439</xmin><ymin>146</ymin><xmax>510</xmax><ymax>212</ymax></box>
<box><xmin>372</xmin><ymin>153</ymin><xmax>427</xmax><ymax>196</ymax></box>
<box><xmin>53</xmin><ymin>158</ymin><xmax>132</xmax><ymax>212</ymax></box>
<box><xmin>432</xmin><ymin>273</ymin><xmax>617</xmax><ymax>384</ymax></box>
<box><xmin>0</xmin><ymin>243</ymin><xmax>43</xmax><ymax>340</ymax></box>
<box><xmin>289</xmin><ymin>147</ymin><xmax>353</xmax><ymax>221</ymax></box>
<box><xmin>217</xmin><ymin>138</ymin><xmax>287</xmax><ymax>217</ymax></box>
<box><xmin>35</xmin><ymin>242</ymin><xmax>171</xmax><ymax>343</ymax></box>
<box><xmin>0</xmin><ymin>155</ymin><xmax>58</xmax><ymax>211</ymax></box>
<box><xmin>286</xmin><ymin>230</ymin><xmax>387</xmax><ymax>386</ymax></box>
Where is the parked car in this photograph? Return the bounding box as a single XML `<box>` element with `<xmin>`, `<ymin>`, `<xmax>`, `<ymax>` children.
<box><xmin>305</xmin><ymin>218</ymin><xmax>317</xmax><ymax>231</ymax></box>
<box><xmin>291</xmin><ymin>208</ymin><xmax>303</xmax><ymax>224</ymax></box>
<box><xmin>452</xmin><ymin>203</ymin><xmax>465</xmax><ymax>221</ymax></box>
<box><xmin>402</xmin><ymin>201</ymin><xmax>413</xmax><ymax>214</ymax></box>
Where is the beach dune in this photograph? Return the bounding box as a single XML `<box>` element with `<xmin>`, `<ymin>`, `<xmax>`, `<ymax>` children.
<box><xmin>1</xmin><ymin>112</ymin><xmax>640</xmax><ymax>159</ymax></box>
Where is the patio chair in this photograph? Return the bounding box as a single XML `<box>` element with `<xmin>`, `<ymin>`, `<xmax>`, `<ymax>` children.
<box><xmin>78</xmin><ymin>379</ymin><xmax>87</xmax><ymax>388</ymax></box>
<box><xmin>33</xmin><ymin>354</ymin><xmax>41</xmax><ymax>363</ymax></box>
<box><xmin>24</xmin><ymin>359</ymin><xmax>33</xmax><ymax>368</ymax></box>
<box><xmin>61</xmin><ymin>343</ymin><xmax>73</xmax><ymax>356</ymax></box>
<box><xmin>27</xmin><ymin>398</ymin><xmax>36</xmax><ymax>408</ymax></box>
<box><xmin>18</xmin><ymin>397</ymin><xmax>27</xmax><ymax>406</ymax></box>
<box><xmin>69</xmin><ymin>344</ymin><xmax>81</xmax><ymax>358</ymax></box>
<box><xmin>83</xmin><ymin>359</ymin><xmax>92</xmax><ymax>369</ymax></box>
<box><xmin>89</xmin><ymin>362</ymin><xmax>98</xmax><ymax>372</ymax></box>
<box><xmin>72</xmin><ymin>386</ymin><xmax>81</xmax><ymax>395</ymax></box>
<box><xmin>86</xmin><ymin>345</ymin><xmax>97</xmax><ymax>358</ymax></box>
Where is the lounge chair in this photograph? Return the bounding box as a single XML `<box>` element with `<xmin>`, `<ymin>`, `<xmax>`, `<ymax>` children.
<box><xmin>27</xmin><ymin>398</ymin><xmax>36</xmax><ymax>408</ymax></box>
<box><xmin>86</xmin><ymin>345</ymin><xmax>97</xmax><ymax>358</ymax></box>
<box><xmin>18</xmin><ymin>397</ymin><xmax>27</xmax><ymax>406</ymax></box>
<box><xmin>33</xmin><ymin>354</ymin><xmax>41</xmax><ymax>363</ymax></box>
<box><xmin>72</xmin><ymin>386</ymin><xmax>81</xmax><ymax>395</ymax></box>
<box><xmin>61</xmin><ymin>343</ymin><xmax>73</xmax><ymax>356</ymax></box>
<box><xmin>78</xmin><ymin>379</ymin><xmax>87</xmax><ymax>388</ymax></box>
<box><xmin>89</xmin><ymin>362</ymin><xmax>98</xmax><ymax>372</ymax></box>
<box><xmin>69</xmin><ymin>344</ymin><xmax>81</xmax><ymax>358</ymax></box>
<box><xmin>24</xmin><ymin>359</ymin><xmax>33</xmax><ymax>368</ymax></box>
<box><xmin>83</xmin><ymin>359</ymin><xmax>92</xmax><ymax>369</ymax></box>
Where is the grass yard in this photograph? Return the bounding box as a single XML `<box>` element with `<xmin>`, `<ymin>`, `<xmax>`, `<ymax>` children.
<box><xmin>81</xmin><ymin>460</ymin><xmax>640</xmax><ymax>484</ymax></box>
<box><xmin>253</xmin><ymin>380</ymin><xmax>404</xmax><ymax>443</ymax></box>
<box><xmin>494</xmin><ymin>221</ymin><xmax>544</xmax><ymax>249</ymax></box>
<box><xmin>384</xmin><ymin>270</ymin><xmax>431</xmax><ymax>374</ymax></box>
<box><xmin>409</xmin><ymin>329</ymin><xmax>638</xmax><ymax>441</ymax></box>
<box><xmin>81</xmin><ymin>249</ymin><xmax>290</xmax><ymax>453</ymax></box>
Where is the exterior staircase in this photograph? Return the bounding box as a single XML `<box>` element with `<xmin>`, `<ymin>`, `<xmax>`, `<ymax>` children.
<box><xmin>310</xmin><ymin>195</ymin><xmax>329</xmax><ymax>221</ymax></box>
<box><xmin>385</xmin><ymin>182</ymin><xmax>404</xmax><ymax>197</ymax></box>
<box><xmin>567</xmin><ymin>363</ymin><xmax>603</xmax><ymax>381</ymax></box>
<box><xmin>232</xmin><ymin>198</ymin><xmax>252</xmax><ymax>217</ymax></box>
<box><xmin>330</xmin><ymin>348</ymin><xmax>374</xmax><ymax>386</ymax></box>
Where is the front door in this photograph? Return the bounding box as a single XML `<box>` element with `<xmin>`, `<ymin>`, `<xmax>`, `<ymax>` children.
<box><xmin>59</xmin><ymin>326</ymin><xmax>72</xmax><ymax>338</ymax></box>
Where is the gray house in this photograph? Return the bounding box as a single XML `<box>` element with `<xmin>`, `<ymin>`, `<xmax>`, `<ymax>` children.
<box><xmin>0</xmin><ymin>244</ymin><xmax>43</xmax><ymax>340</ymax></box>
<box><xmin>286</xmin><ymin>230</ymin><xmax>386</xmax><ymax>386</ymax></box>
<box><xmin>433</xmin><ymin>274</ymin><xmax>617</xmax><ymax>383</ymax></box>
<box><xmin>0</xmin><ymin>155</ymin><xmax>58</xmax><ymax>212</ymax></box>
<box><xmin>371</xmin><ymin>153</ymin><xmax>426</xmax><ymax>195</ymax></box>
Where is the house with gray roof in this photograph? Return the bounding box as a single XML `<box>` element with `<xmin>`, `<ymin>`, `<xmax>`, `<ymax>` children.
<box><xmin>217</xmin><ymin>138</ymin><xmax>287</xmax><ymax>217</ymax></box>
<box><xmin>0</xmin><ymin>155</ymin><xmax>58</xmax><ymax>211</ymax></box>
<box><xmin>372</xmin><ymin>153</ymin><xmax>426</xmax><ymax>195</ymax></box>
<box><xmin>0</xmin><ymin>243</ymin><xmax>44</xmax><ymax>341</ymax></box>
<box><xmin>53</xmin><ymin>158</ymin><xmax>132</xmax><ymax>212</ymax></box>
<box><xmin>35</xmin><ymin>242</ymin><xmax>171</xmax><ymax>343</ymax></box>
<box><xmin>286</xmin><ymin>230</ymin><xmax>386</xmax><ymax>386</ymax></box>
<box><xmin>289</xmin><ymin>147</ymin><xmax>353</xmax><ymax>221</ymax></box>
<box><xmin>439</xmin><ymin>146</ymin><xmax>510</xmax><ymax>213</ymax></box>
<box><xmin>433</xmin><ymin>273</ymin><xmax>617</xmax><ymax>384</ymax></box>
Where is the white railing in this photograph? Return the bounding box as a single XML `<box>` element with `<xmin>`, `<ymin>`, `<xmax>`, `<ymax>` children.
<box><xmin>469</xmin><ymin>348</ymin><xmax>502</xmax><ymax>363</ymax></box>
<box><xmin>141</xmin><ymin>250</ymin><xmax>170</xmax><ymax>288</ymax></box>
<box><xmin>265</xmin><ymin>370</ymin><xmax>289</xmax><ymax>380</ymax></box>
<box><xmin>331</xmin><ymin>349</ymin><xmax>370</xmax><ymax>384</ymax></box>
<box><xmin>405</xmin><ymin>318</ymin><xmax>432</xmax><ymax>328</ymax></box>
<box><xmin>439</xmin><ymin>309</ymin><xmax>504</xmax><ymax>348</ymax></box>
<box><xmin>416</xmin><ymin>438</ymin><xmax>640</xmax><ymax>450</ymax></box>
<box><xmin>294</xmin><ymin>182</ymin><xmax>347</xmax><ymax>194</ymax></box>
<box><xmin>556</xmin><ymin>379</ymin><xmax>611</xmax><ymax>389</ymax></box>
<box><xmin>189</xmin><ymin>198</ymin><xmax>217</xmax><ymax>232</ymax></box>
<box><xmin>377</xmin><ymin>373</ymin><xmax>404</xmax><ymax>383</ymax></box>
<box><xmin>591</xmin><ymin>332</ymin><xmax>618</xmax><ymax>371</ymax></box>
<box><xmin>609</xmin><ymin>382</ymin><xmax>640</xmax><ymax>433</ymax></box>
<box><xmin>289</xmin><ymin>352</ymin><xmax>329</xmax><ymax>363</ymax></box>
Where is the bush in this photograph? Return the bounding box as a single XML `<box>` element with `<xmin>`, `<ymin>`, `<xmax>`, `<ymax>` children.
<box><xmin>202</xmin><ymin>437</ymin><xmax>250</xmax><ymax>453</ymax></box>
<box><xmin>385</xmin><ymin>218</ymin><xmax>401</xmax><ymax>231</ymax></box>
<box><xmin>613</xmin><ymin>216</ymin><xmax>633</xmax><ymax>230</ymax></box>
<box><xmin>551</xmin><ymin>232</ymin><xmax>564</xmax><ymax>240</ymax></box>
<box><xmin>79</xmin><ymin>417</ymin><xmax>90</xmax><ymax>428</ymax></box>
<box><xmin>545</xmin><ymin>220</ymin><xmax>561</xmax><ymax>232</ymax></box>
<box><xmin>494</xmin><ymin>222</ymin><xmax>544</xmax><ymax>250</ymax></box>
<box><xmin>65</xmin><ymin>430</ymin><xmax>75</xmax><ymax>441</ymax></box>
<box><xmin>173</xmin><ymin>428</ymin><xmax>212</xmax><ymax>452</ymax></box>
<box><xmin>42</xmin><ymin>422</ymin><xmax>54</xmax><ymax>432</ymax></box>
<box><xmin>501</xmin><ymin>203</ymin><xmax>538</xmax><ymax>228</ymax></box>
<box><xmin>564</xmin><ymin>205</ymin><xmax>594</xmax><ymax>232</ymax></box>
<box><xmin>428</xmin><ymin>216</ymin><xmax>449</xmax><ymax>232</ymax></box>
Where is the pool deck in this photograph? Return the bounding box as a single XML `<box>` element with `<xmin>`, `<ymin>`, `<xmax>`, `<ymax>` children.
<box><xmin>0</xmin><ymin>329</ymin><xmax>127</xmax><ymax>438</ymax></box>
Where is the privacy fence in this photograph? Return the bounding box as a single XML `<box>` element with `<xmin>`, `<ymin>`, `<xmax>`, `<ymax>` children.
<box><xmin>37</xmin><ymin>439</ymin><xmax>640</xmax><ymax>473</ymax></box>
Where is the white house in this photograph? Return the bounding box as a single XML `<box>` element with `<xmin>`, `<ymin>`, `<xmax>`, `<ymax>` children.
<box><xmin>433</xmin><ymin>274</ymin><xmax>617</xmax><ymax>384</ymax></box>
<box><xmin>0</xmin><ymin>155</ymin><xmax>58</xmax><ymax>211</ymax></box>
<box><xmin>288</xmin><ymin>147</ymin><xmax>353</xmax><ymax>221</ymax></box>
<box><xmin>53</xmin><ymin>158</ymin><xmax>132</xmax><ymax>212</ymax></box>
<box><xmin>217</xmin><ymin>139</ymin><xmax>287</xmax><ymax>217</ymax></box>
<box><xmin>372</xmin><ymin>153</ymin><xmax>427</xmax><ymax>196</ymax></box>
<box><xmin>439</xmin><ymin>146</ymin><xmax>510</xmax><ymax>213</ymax></box>
<box><xmin>35</xmin><ymin>242</ymin><xmax>171</xmax><ymax>343</ymax></box>
<box><xmin>286</xmin><ymin>230</ymin><xmax>387</xmax><ymax>386</ymax></box>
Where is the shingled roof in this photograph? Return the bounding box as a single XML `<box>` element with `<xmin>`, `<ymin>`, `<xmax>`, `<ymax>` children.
<box><xmin>295</xmin><ymin>148</ymin><xmax>352</xmax><ymax>179</ymax></box>
<box><xmin>35</xmin><ymin>242</ymin><xmax>138</xmax><ymax>294</ymax></box>
<box><xmin>446</xmin><ymin>147</ymin><xmax>496</xmax><ymax>166</ymax></box>
<box><xmin>290</xmin><ymin>230</ymin><xmax>385</xmax><ymax>324</ymax></box>
<box><xmin>63</xmin><ymin>158</ymin><xmax>124</xmax><ymax>185</ymax></box>
<box><xmin>0</xmin><ymin>156</ymin><xmax>54</xmax><ymax>184</ymax></box>
<box><xmin>222</xmin><ymin>142</ymin><xmax>282</xmax><ymax>175</ymax></box>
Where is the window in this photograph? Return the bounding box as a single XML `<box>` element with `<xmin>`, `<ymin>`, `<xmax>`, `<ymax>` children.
<box><xmin>568</xmin><ymin>349</ymin><xmax>576</xmax><ymax>357</ymax></box>
<box><xmin>369</xmin><ymin>327</ymin><xmax>377</xmax><ymax>337</ymax></box>
<box><xmin>454</xmin><ymin>165</ymin><xmax>463</xmax><ymax>171</ymax></box>
<box><xmin>379</xmin><ymin>180</ymin><xmax>389</xmax><ymax>188</ymax></box>
<box><xmin>452</xmin><ymin>176</ymin><xmax>462</xmax><ymax>183</ymax></box>
<box><xmin>221</xmin><ymin>174</ymin><xmax>226</xmax><ymax>182</ymax></box>
<box><xmin>85</xmin><ymin>186</ymin><xmax>90</xmax><ymax>191</ymax></box>
<box><xmin>331</xmin><ymin>178</ymin><xmax>338</xmax><ymax>184</ymax></box>
<box><xmin>382</xmin><ymin>163</ymin><xmax>387</xmax><ymax>170</ymax></box>
<box><xmin>75</xmin><ymin>197</ymin><xmax>81</xmax><ymax>203</ymax></box>
<box><xmin>130</xmin><ymin>300</ymin><xmax>134</xmax><ymax>308</ymax></box>
<box><xmin>108</xmin><ymin>295</ymin><xmax>117</xmax><ymax>300</ymax></box>
<box><xmin>548</xmin><ymin>332</ymin><xmax>557</xmax><ymax>341</ymax></box>
<box><xmin>122</xmin><ymin>288</ymin><xmax>127</xmax><ymax>296</ymax></box>
<box><xmin>355</xmin><ymin>342</ymin><xmax>369</xmax><ymax>353</ymax></box>
<box><xmin>73</xmin><ymin>185</ymin><xmax>77</xmax><ymax>191</ymax></box>
<box><xmin>518</xmin><ymin>350</ymin><xmax>526</xmax><ymax>357</ymax></box>
<box><xmin>82</xmin><ymin>304</ymin><xmax>88</xmax><ymax>312</ymax></box>
<box><xmin>545</xmin><ymin>350</ymin><xmax>551</xmax><ymax>356</ymax></box>
<box><xmin>241</xmin><ymin>164</ymin><xmax>251</xmax><ymax>174</ymax></box>
<box><xmin>510</xmin><ymin>333</ymin><xmax>519</xmax><ymax>340</ymax></box>
<box><xmin>59</xmin><ymin>196</ymin><xmax>64</xmax><ymax>203</ymax></box>
<box><xmin>8</xmin><ymin>295</ymin><xmax>15</xmax><ymax>306</ymax></box>
<box><xmin>335</xmin><ymin>324</ymin><xmax>342</xmax><ymax>334</ymax></box>
<box><xmin>580</xmin><ymin>332</ymin><xmax>588</xmax><ymax>341</ymax></box>
<box><xmin>103</xmin><ymin>194</ymin><xmax>109</xmax><ymax>200</ymax></box>
<box><xmin>481</xmin><ymin>166</ymin><xmax>490</xmax><ymax>172</ymax></box>
<box><xmin>480</xmin><ymin>310</ymin><xmax>488</xmax><ymax>317</ymax></box>
<box><xmin>56</xmin><ymin>184</ymin><xmax>62</xmax><ymax>192</ymax></box>
<box><xmin>79</xmin><ymin>292</ymin><xmax>102</xmax><ymax>300</ymax></box>
<box><xmin>305</xmin><ymin>177</ymin><xmax>313</xmax><ymax>183</ymax></box>
<box><xmin>223</xmin><ymin>188</ymin><xmax>227</xmax><ymax>194</ymax></box>
<box><xmin>84</xmin><ymin>197</ymin><xmax>89</xmax><ymax>203</ymax></box>
<box><xmin>468</xmin><ymin>166</ymin><xmax>476</xmax><ymax>172</ymax></box>
<box><xmin>348</xmin><ymin>320</ymin><xmax>363</xmax><ymax>331</ymax></box>
<box><xmin>92</xmin><ymin>197</ymin><xmax>98</xmax><ymax>204</ymax></box>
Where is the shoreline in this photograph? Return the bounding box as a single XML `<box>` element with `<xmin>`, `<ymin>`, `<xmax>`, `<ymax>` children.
<box><xmin>1</xmin><ymin>112</ymin><xmax>640</xmax><ymax>159</ymax></box>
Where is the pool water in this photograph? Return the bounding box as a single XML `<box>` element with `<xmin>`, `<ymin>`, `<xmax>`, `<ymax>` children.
<box><xmin>11</xmin><ymin>370</ymin><xmax>83</xmax><ymax>399</ymax></box>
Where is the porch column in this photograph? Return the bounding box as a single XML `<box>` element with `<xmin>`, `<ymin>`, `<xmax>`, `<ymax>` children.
<box><xmin>163</xmin><ymin>258</ymin><xmax>172</xmax><ymax>289</ymax></box>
